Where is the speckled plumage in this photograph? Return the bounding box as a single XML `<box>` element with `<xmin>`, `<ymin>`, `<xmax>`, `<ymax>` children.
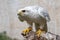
<box><xmin>17</xmin><ymin>6</ymin><xmax>50</xmax><ymax>32</ymax></box>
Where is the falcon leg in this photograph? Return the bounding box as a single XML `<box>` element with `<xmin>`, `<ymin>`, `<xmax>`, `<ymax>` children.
<box><xmin>40</xmin><ymin>23</ymin><xmax>48</xmax><ymax>32</ymax></box>
<box><xmin>35</xmin><ymin>23</ymin><xmax>42</xmax><ymax>37</ymax></box>
<box><xmin>21</xmin><ymin>21</ymin><xmax>32</xmax><ymax>36</ymax></box>
<box><xmin>35</xmin><ymin>23</ymin><xmax>47</xmax><ymax>37</ymax></box>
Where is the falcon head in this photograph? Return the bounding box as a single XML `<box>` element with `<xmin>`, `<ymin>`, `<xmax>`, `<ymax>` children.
<box><xmin>17</xmin><ymin>8</ymin><xmax>31</xmax><ymax>22</ymax></box>
<box><xmin>17</xmin><ymin>9</ymin><xmax>25</xmax><ymax>16</ymax></box>
<box><xmin>17</xmin><ymin>9</ymin><xmax>30</xmax><ymax>17</ymax></box>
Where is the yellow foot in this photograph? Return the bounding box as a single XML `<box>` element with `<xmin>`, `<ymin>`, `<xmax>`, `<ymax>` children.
<box><xmin>21</xmin><ymin>27</ymin><xmax>32</xmax><ymax>36</ymax></box>
<box><xmin>36</xmin><ymin>29</ymin><xmax>45</xmax><ymax>37</ymax></box>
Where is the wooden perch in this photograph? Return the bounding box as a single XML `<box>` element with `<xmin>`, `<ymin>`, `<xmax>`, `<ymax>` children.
<box><xmin>21</xmin><ymin>31</ymin><xmax>60</xmax><ymax>40</ymax></box>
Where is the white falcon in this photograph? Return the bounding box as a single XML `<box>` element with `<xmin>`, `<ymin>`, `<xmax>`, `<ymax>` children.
<box><xmin>17</xmin><ymin>6</ymin><xmax>50</xmax><ymax>37</ymax></box>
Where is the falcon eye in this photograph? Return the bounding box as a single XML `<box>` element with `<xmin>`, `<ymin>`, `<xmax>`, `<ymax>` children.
<box><xmin>22</xmin><ymin>10</ymin><xmax>26</xmax><ymax>12</ymax></box>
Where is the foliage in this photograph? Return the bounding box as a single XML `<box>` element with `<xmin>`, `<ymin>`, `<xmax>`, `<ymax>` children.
<box><xmin>0</xmin><ymin>31</ymin><xmax>12</xmax><ymax>40</ymax></box>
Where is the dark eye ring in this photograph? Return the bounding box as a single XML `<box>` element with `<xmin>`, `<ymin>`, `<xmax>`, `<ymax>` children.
<box><xmin>22</xmin><ymin>10</ymin><xmax>25</xmax><ymax>12</ymax></box>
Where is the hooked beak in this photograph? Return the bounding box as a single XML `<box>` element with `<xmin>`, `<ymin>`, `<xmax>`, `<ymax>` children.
<box><xmin>17</xmin><ymin>10</ymin><xmax>24</xmax><ymax>16</ymax></box>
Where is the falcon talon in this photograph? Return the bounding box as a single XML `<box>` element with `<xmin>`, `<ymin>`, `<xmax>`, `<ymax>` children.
<box><xmin>21</xmin><ymin>33</ymin><xmax>26</xmax><ymax>36</ymax></box>
<box><xmin>21</xmin><ymin>27</ymin><xmax>32</xmax><ymax>36</ymax></box>
<box><xmin>36</xmin><ymin>29</ymin><xmax>45</xmax><ymax>37</ymax></box>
